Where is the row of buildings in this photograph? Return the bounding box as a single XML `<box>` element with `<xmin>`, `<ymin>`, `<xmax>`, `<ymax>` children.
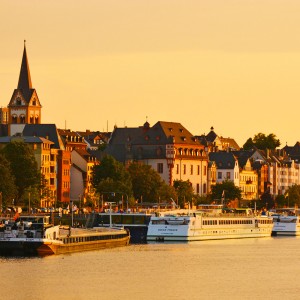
<box><xmin>1</xmin><ymin>43</ymin><xmax>300</xmax><ymax>207</ymax></box>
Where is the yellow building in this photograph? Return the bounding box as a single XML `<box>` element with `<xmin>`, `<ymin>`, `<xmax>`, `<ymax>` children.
<box><xmin>239</xmin><ymin>158</ymin><xmax>258</xmax><ymax>200</ymax></box>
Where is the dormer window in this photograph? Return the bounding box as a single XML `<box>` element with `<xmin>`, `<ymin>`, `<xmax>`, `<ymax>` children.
<box><xmin>16</xmin><ymin>97</ymin><xmax>21</xmax><ymax>105</ymax></box>
<box><xmin>32</xmin><ymin>99</ymin><xmax>36</xmax><ymax>106</ymax></box>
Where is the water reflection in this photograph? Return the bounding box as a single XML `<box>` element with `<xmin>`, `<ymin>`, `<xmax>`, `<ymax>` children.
<box><xmin>1</xmin><ymin>237</ymin><xmax>300</xmax><ymax>300</ymax></box>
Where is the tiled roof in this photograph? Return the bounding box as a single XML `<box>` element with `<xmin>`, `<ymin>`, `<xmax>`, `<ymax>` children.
<box><xmin>232</xmin><ymin>150</ymin><xmax>254</xmax><ymax>168</ymax></box>
<box><xmin>132</xmin><ymin>121</ymin><xmax>200</xmax><ymax>145</ymax></box>
<box><xmin>0</xmin><ymin>135</ymin><xmax>49</xmax><ymax>144</ymax></box>
<box><xmin>105</xmin><ymin>121</ymin><xmax>201</xmax><ymax>163</ymax></box>
<box><xmin>220</xmin><ymin>137</ymin><xmax>240</xmax><ymax>150</ymax></box>
<box><xmin>23</xmin><ymin>124</ymin><xmax>65</xmax><ymax>149</ymax></box>
<box><xmin>209</xmin><ymin>152</ymin><xmax>237</xmax><ymax>169</ymax></box>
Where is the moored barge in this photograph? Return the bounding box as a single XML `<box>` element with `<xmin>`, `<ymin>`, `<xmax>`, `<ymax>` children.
<box><xmin>0</xmin><ymin>215</ymin><xmax>130</xmax><ymax>256</ymax></box>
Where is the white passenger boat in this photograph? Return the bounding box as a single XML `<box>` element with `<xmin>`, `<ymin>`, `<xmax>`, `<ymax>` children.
<box><xmin>272</xmin><ymin>214</ymin><xmax>300</xmax><ymax>236</ymax></box>
<box><xmin>0</xmin><ymin>215</ymin><xmax>130</xmax><ymax>256</ymax></box>
<box><xmin>147</xmin><ymin>206</ymin><xmax>273</xmax><ymax>242</ymax></box>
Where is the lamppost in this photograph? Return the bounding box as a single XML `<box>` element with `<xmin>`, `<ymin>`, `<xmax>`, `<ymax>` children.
<box><xmin>70</xmin><ymin>199</ymin><xmax>74</xmax><ymax>227</ymax></box>
<box><xmin>106</xmin><ymin>202</ymin><xmax>115</xmax><ymax>227</ymax></box>
<box><xmin>28</xmin><ymin>192</ymin><xmax>31</xmax><ymax>215</ymax></box>
<box><xmin>0</xmin><ymin>192</ymin><xmax>2</xmax><ymax>213</ymax></box>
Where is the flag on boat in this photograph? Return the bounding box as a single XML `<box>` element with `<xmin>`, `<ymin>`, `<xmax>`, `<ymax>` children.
<box><xmin>13</xmin><ymin>212</ymin><xmax>20</xmax><ymax>221</ymax></box>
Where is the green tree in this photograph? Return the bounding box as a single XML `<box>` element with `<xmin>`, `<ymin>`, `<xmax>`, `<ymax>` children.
<box><xmin>211</xmin><ymin>180</ymin><xmax>242</xmax><ymax>203</ymax></box>
<box><xmin>285</xmin><ymin>185</ymin><xmax>300</xmax><ymax>207</ymax></box>
<box><xmin>260</xmin><ymin>191</ymin><xmax>275</xmax><ymax>210</ymax></box>
<box><xmin>0</xmin><ymin>154</ymin><xmax>17</xmax><ymax>208</ymax></box>
<box><xmin>128</xmin><ymin>162</ymin><xmax>163</xmax><ymax>203</ymax></box>
<box><xmin>275</xmin><ymin>194</ymin><xmax>286</xmax><ymax>208</ymax></box>
<box><xmin>243</xmin><ymin>133</ymin><xmax>280</xmax><ymax>150</ymax></box>
<box><xmin>243</xmin><ymin>138</ymin><xmax>254</xmax><ymax>150</ymax></box>
<box><xmin>92</xmin><ymin>155</ymin><xmax>132</xmax><ymax>198</ymax></box>
<box><xmin>1</xmin><ymin>141</ymin><xmax>40</xmax><ymax>205</ymax></box>
<box><xmin>173</xmin><ymin>180</ymin><xmax>194</xmax><ymax>208</ymax></box>
<box><xmin>157</xmin><ymin>182</ymin><xmax>177</xmax><ymax>204</ymax></box>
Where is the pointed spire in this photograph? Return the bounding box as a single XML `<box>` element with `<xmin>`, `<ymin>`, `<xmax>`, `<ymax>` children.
<box><xmin>17</xmin><ymin>40</ymin><xmax>32</xmax><ymax>91</ymax></box>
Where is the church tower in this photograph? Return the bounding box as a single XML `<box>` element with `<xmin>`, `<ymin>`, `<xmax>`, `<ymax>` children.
<box><xmin>8</xmin><ymin>41</ymin><xmax>42</xmax><ymax>136</ymax></box>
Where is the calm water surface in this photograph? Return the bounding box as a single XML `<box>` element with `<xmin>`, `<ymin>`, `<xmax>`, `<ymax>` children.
<box><xmin>1</xmin><ymin>237</ymin><xmax>300</xmax><ymax>300</ymax></box>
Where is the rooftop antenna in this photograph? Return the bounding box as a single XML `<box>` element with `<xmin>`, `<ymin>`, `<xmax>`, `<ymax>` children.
<box><xmin>107</xmin><ymin>120</ymin><xmax>108</xmax><ymax>133</ymax></box>
<box><xmin>65</xmin><ymin>120</ymin><xmax>67</xmax><ymax>130</ymax></box>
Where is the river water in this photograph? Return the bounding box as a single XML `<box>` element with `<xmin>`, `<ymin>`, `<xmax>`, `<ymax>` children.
<box><xmin>1</xmin><ymin>237</ymin><xmax>299</xmax><ymax>300</ymax></box>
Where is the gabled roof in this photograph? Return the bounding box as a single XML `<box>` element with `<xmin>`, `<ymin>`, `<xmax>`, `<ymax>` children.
<box><xmin>220</xmin><ymin>137</ymin><xmax>240</xmax><ymax>151</ymax></box>
<box><xmin>104</xmin><ymin>121</ymin><xmax>202</xmax><ymax>163</ymax></box>
<box><xmin>132</xmin><ymin>121</ymin><xmax>200</xmax><ymax>145</ymax></box>
<box><xmin>74</xmin><ymin>148</ymin><xmax>91</xmax><ymax>161</ymax></box>
<box><xmin>209</xmin><ymin>152</ymin><xmax>237</xmax><ymax>170</ymax></box>
<box><xmin>282</xmin><ymin>142</ymin><xmax>300</xmax><ymax>162</ymax></box>
<box><xmin>23</xmin><ymin>124</ymin><xmax>65</xmax><ymax>149</ymax></box>
<box><xmin>232</xmin><ymin>150</ymin><xmax>255</xmax><ymax>168</ymax></box>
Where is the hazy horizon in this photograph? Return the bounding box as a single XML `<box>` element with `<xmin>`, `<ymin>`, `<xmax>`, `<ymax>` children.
<box><xmin>1</xmin><ymin>0</ymin><xmax>300</xmax><ymax>147</ymax></box>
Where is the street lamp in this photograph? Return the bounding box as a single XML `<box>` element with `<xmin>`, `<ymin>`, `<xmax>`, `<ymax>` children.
<box><xmin>28</xmin><ymin>192</ymin><xmax>31</xmax><ymax>215</ymax></box>
<box><xmin>106</xmin><ymin>202</ymin><xmax>115</xmax><ymax>227</ymax></box>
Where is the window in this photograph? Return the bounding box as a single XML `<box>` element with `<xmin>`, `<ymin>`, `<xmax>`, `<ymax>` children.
<box><xmin>157</xmin><ymin>163</ymin><xmax>163</xmax><ymax>174</ymax></box>
<box><xmin>176</xmin><ymin>164</ymin><xmax>179</xmax><ymax>174</ymax></box>
<box><xmin>190</xmin><ymin>165</ymin><xmax>193</xmax><ymax>175</ymax></box>
<box><xmin>196</xmin><ymin>184</ymin><xmax>200</xmax><ymax>194</ymax></box>
<box><xmin>203</xmin><ymin>183</ymin><xmax>207</xmax><ymax>194</ymax></box>
<box><xmin>197</xmin><ymin>165</ymin><xmax>200</xmax><ymax>175</ymax></box>
<box><xmin>226</xmin><ymin>172</ymin><xmax>231</xmax><ymax>179</ymax></box>
<box><xmin>218</xmin><ymin>172</ymin><xmax>222</xmax><ymax>179</ymax></box>
<box><xmin>183</xmin><ymin>164</ymin><xmax>186</xmax><ymax>175</ymax></box>
<box><xmin>204</xmin><ymin>166</ymin><xmax>207</xmax><ymax>176</ymax></box>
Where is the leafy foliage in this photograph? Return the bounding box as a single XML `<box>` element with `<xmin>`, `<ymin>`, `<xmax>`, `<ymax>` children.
<box><xmin>1</xmin><ymin>141</ymin><xmax>40</xmax><ymax>205</ymax></box>
<box><xmin>173</xmin><ymin>180</ymin><xmax>194</xmax><ymax>208</ymax></box>
<box><xmin>285</xmin><ymin>185</ymin><xmax>300</xmax><ymax>207</ymax></box>
<box><xmin>128</xmin><ymin>162</ymin><xmax>164</xmax><ymax>203</ymax></box>
<box><xmin>243</xmin><ymin>133</ymin><xmax>280</xmax><ymax>150</ymax></box>
<box><xmin>211</xmin><ymin>180</ymin><xmax>242</xmax><ymax>202</ymax></box>
<box><xmin>92</xmin><ymin>155</ymin><xmax>132</xmax><ymax>197</ymax></box>
<box><xmin>0</xmin><ymin>154</ymin><xmax>17</xmax><ymax>207</ymax></box>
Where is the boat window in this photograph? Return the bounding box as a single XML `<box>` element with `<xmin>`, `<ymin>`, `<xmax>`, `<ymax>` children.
<box><xmin>123</xmin><ymin>215</ymin><xmax>134</xmax><ymax>224</ymax></box>
<box><xmin>134</xmin><ymin>216</ymin><xmax>146</xmax><ymax>225</ymax></box>
<box><xmin>112</xmin><ymin>215</ymin><xmax>122</xmax><ymax>224</ymax></box>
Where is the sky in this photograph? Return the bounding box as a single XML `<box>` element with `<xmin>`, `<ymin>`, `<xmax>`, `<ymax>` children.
<box><xmin>1</xmin><ymin>0</ymin><xmax>300</xmax><ymax>147</ymax></box>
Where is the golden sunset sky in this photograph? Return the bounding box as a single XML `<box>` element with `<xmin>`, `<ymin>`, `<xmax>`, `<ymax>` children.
<box><xmin>1</xmin><ymin>0</ymin><xmax>300</xmax><ymax>147</ymax></box>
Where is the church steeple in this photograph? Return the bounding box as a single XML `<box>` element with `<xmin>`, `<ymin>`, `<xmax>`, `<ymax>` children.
<box><xmin>8</xmin><ymin>41</ymin><xmax>42</xmax><ymax>136</ymax></box>
<box><xmin>17</xmin><ymin>40</ymin><xmax>32</xmax><ymax>92</ymax></box>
